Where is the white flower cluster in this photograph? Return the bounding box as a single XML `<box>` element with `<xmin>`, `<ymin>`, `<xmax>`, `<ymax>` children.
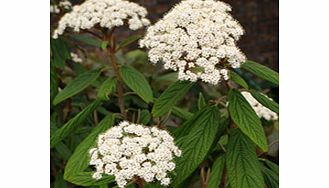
<box><xmin>70</xmin><ymin>52</ymin><xmax>83</xmax><ymax>63</ymax></box>
<box><xmin>50</xmin><ymin>0</ymin><xmax>72</xmax><ymax>14</ymax></box>
<box><xmin>140</xmin><ymin>0</ymin><xmax>246</xmax><ymax>85</ymax></box>
<box><xmin>52</xmin><ymin>0</ymin><xmax>150</xmax><ymax>39</ymax></box>
<box><xmin>89</xmin><ymin>121</ymin><xmax>182</xmax><ymax>188</ymax></box>
<box><xmin>242</xmin><ymin>91</ymin><xmax>278</xmax><ymax>121</ymax></box>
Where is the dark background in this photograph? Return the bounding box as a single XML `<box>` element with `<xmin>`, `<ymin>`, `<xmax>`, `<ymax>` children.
<box><xmin>134</xmin><ymin>0</ymin><xmax>279</xmax><ymax>71</ymax></box>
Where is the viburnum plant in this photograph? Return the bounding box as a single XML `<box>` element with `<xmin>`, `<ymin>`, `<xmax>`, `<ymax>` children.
<box><xmin>50</xmin><ymin>0</ymin><xmax>279</xmax><ymax>188</ymax></box>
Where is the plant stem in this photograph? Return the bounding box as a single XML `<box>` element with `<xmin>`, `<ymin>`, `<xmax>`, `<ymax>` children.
<box><xmin>200</xmin><ymin>166</ymin><xmax>208</xmax><ymax>188</ymax></box>
<box><xmin>104</xmin><ymin>28</ymin><xmax>127</xmax><ymax>119</ymax></box>
<box><xmin>219</xmin><ymin>167</ymin><xmax>227</xmax><ymax>188</ymax></box>
<box><xmin>108</xmin><ymin>50</ymin><xmax>127</xmax><ymax>119</ymax></box>
<box><xmin>135</xmin><ymin>177</ymin><xmax>144</xmax><ymax>188</ymax></box>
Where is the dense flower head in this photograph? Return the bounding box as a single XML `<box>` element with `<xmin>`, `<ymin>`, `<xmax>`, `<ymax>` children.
<box><xmin>53</xmin><ymin>0</ymin><xmax>150</xmax><ymax>38</ymax></box>
<box><xmin>89</xmin><ymin>121</ymin><xmax>182</xmax><ymax>188</ymax></box>
<box><xmin>140</xmin><ymin>0</ymin><xmax>246</xmax><ymax>85</ymax></box>
<box><xmin>242</xmin><ymin>91</ymin><xmax>278</xmax><ymax>121</ymax></box>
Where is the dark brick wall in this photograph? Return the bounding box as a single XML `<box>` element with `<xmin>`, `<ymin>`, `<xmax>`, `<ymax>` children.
<box><xmin>133</xmin><ymin>0</ymin><xmax>279</xmax><ymax>71</ymax></box>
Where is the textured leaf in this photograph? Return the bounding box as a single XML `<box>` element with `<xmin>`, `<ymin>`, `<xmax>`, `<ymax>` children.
<box><xmin>55</xmin><ymin>142</ymin><xmax>72</xmax><ymax>160</ymax></box>
<box><xmin>263</xmin><ymin>159</ymin><xmax>279</xmax><ymax>175</ymax></box>
<box><xmin>260</xmin><ymin>159</ymin><xmax>279</xmax><ymax>188</ymax></box>
<box><xmin>53</xmin><ymin>69</ymin><xmax>101</xmax><ymax>105</ymax></box>
<box><xmin>152</xmin><ymin>81</ymin><xmax>194</xmax><ymax>117</ymax></box>
<box><xmin>173</xmin><ymin>107</ymin><xmax>208</xmax><ymax>138</ymax></box>
<box><xmin>99</xmin><ymin>184</ymin><xmax>108</xmax><ymax>188</ymax></box>
<box><xmin>172</xmin><ymin>106</ymin><xmax>193</xmax><ymax>120</ymax></box>
<box><xmin>64</xmin><ymin>114</ymin><xmax>115</xmax><ymax>186</ymax></box>
<box><xmin>71</xmin><ymin>34</ymin><xmax>102</xmax><ymax>48</ymax></box>
<box><xmin>241</xmin><ymin>60</ymin><xmax>279</xmax><ymax>86</ymax></box>
<box><xmin>66</xmin><ymin>172</ymin><xmax>114</xmax><ymax>187</ymax></box>
<box><xmin>250</xmin><ymin>90</ymin><xmax>279</xmax><ymax>114</ymax></box>
<box><xmin>120</xmin><ymin>65</ymin><xmax>153</xmax><ymax>103</ymax></box>
<box><xmin>198</xmin><ymin>92</ymin><xmax>206</xmax><ymax>110</ymax></box>
<box><xmin>226</xmin><ymin>130</ymin><xmax>265</xmax><ymax>188</ymax></box>
<box><xmin>50</xmin><ymin>100</ymin><xmax>102</xmax><ymax>148</ymax></box>
<box><xmin>140</xmin><ymin>109</ymin><xmax>151</xmax><ymax>125</ymax></box>
<box><xmin>97</xmin><ymin>78</ymin><xmax>117</xmax><ymax>101</ymax></box>
<box><xmin>262</xmin><ymin>167</ymin><xmax>279</xmax><ymax>188</ymax></box>
<box><xmin>117</xmin><ymin>35</ymin><xmax>141</xmax><ymax>49</ymax></box>
<box><xmin>208</xmin><ymin>154</ymin><xmax>225</xmax><ymax>188</ymax></box>
<box><xmin>172</xmin><ymin>106</ymin><xmax>223</xmax><ymax>187</ymax></box>
<box><xmin>229</xmin><ymin>71</ymin><xmax>249</xmax><ymax>89</ymax></box>
<box><xmin>228</xmin><ymin>89</ymin><xmax>268</xmax><ymax>151</ymax></box>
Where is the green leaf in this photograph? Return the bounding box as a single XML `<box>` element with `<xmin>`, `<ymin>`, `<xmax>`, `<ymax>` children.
<box><xmin>113</xmin><ymin>183</ymin><xmax>135</xmax><ymax>188</ymax></box>
<box><xmin>262</xmin><ymin>167</ymin><xmax>279</xmax><ymax>188</ymax></box>
<box><xmin>99</xmin><ymin>184</ymin><xmax>108</xmax><ymax>188</ymax></box>
<box><xmin>260</xmin><ymin>159</ymin><xmax>279</xmax><ymax>188</ymax></box>
<box><xmin>120</xmin><ymin>65</ymin><xmax>153</xmax><ymax>103</ymax></box>
<box><xmin>101</xmin><ymin>41</ymin><xmax>108</xmax><ymax>50</ymax></box>
<box><xmin>173</xmin><ymin>106</ymin><xmax>223</xmax><ymax>187</ymax></box>
<box><xmin>154</xmin><ymin>72</ymin><xmax>178</xmax><ymax>84</ymax></box>
<box><xmin>70</xmin><ymin>34</ymin><xmax>102</xmax><ymax>48</ymax></box>
<box><xmin>144</xmin><ymin>182</ymin><xmax>163</xmax><ymax>188</ymax></box>
<box><xmin>228</xmin><ymin>89</ymin><xmax>268</xmax><ymax>151</ymax></box>
<box><xmin>172</xmin><ymin>106</ymin><xmax>193</xmax><ymax>120</ymax></box>
<box><xmin>97</xmin><ymin>78</ymin><xmax>117</xmax><ymax>101</ymax></box>
<box><xmin>50</xmin><ymin>100</ymin><xmax>102</xmax><ymax>148</ymax></box>
<box><xmin>51</xmin><ymin>37</ymin><xmax>70</xmax><ymax>69</ymax></box>
<box><xmin>198</xmin><ymin>92</ymin><xmax>206</xmax><ymax>110</ymax></box>
<box><xmin>64</xmin><ymin>114</ymin><xmax>116</xmax><ymax>186</ymax></box>
<box><xmin>208</xmin><ymin>154</ymin><xmax>225</xmax><ymax>188</ymax></box>
<box><xmin>53</xmin><ymin>69</ymin><xmax>101</xmax><ymax>105</ymax></box>
<box><xmin>241</xmin><ymin>60</ymin><xmax>279</xmax><ymax>86</ymax></box>
<box><xmin>229</xmin><ymin>71</ymin><xmax>249</xmax><ymax>89</ymax></box>
<box><xmin>173</xmin><ymin>107</ymin><xmax>209</xmax><ymax>138</ymax></box>
<box><xmin>261</xmin><ymin>158</ymin><xmax>279</xmax><ymax>175</ymax></box>
<box><xmin>55</xmin><ymin>142</ymin><xmax>72</xmax><ymax>160</ymax></box>
<box><xmin>250</xmin><ymin>90</ymin><xmax>279</xmax><ymax>114</ymax></box>
<box><xmin>125</xmin><ymin>50</ymin><xmax>148</xmax><ymax>64</ymax></box>
<box><xmin>50</xmin><ymin>66</ymin><xmax>59</xmax><ymax>103</ymax></box>
<box><xmin>66</xmin><ymin>172</ymin><xmax>114</xmax><ymax>187</ymax></box>
<box><xmin>54</xmin><ymin>171</ymin><xmax>67</xmax><ymax>188</ymax></box>
<box><xmin>152</xmin><ymin>81</ymin><xmax>194</xmax><ymax>117</ymax></box>
<box><xmin>226</xmin><ymin>130</ymin><xmax>265</xmax><ymax>188</ymax></box>
<box><xmin>117</xmin><ymin>35</ymin><xmax>141</xmax><ymax>49</ymax></box>
<box><xmin>140</xmin><ymin>109</ymin><xmax>151</xmax><ymax>125</ymax></box>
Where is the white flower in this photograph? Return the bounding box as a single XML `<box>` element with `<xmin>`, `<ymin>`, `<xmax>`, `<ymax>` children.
<box><xmin>59</xmin><ymin>0</ymin><xmax>72</xmax><ymax>10</ymax></box>
<box><xmin>140</xmin><ymin>0</ymin><xmax>246</xmax><ymax>85</ymax></box>
<box><xmin>70</xmin><ymin>52</ymin><xmax>83</xmax><ymax>63</ymax></box>
<box><xmin>52</xmin><ymin>0</ymin><xmax>150</xmax><ymax>39</ymax></box>
<box><xmin>89</xmin><ymin>121</ymin><xmax>182</xmax><ymax>188</ymax></box>
<box><xmin>50</xmin><ymin>0</ymin><xmax>72</xmax><ymax>14</ymax></box>
<box><xmin>50</xmin><ymin>5</ymin><xmax>60</xmax><ymax>14</ymax></box>
<box><xmin>241</xmin><ymin>91</ymin><xmax>278</xmax><ymax>121</ymax></box>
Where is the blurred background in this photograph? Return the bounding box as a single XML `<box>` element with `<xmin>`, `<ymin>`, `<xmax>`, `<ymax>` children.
<box><xmin>136</xmin><ymin>0</ymin><xmax>279</xmax><ymax>71</ymax></box>
<box><xmin>61</xmin><ymin>0</ymin><xmax>278</xmax><ymax>70</ymax></box>
<box><xmin>53</xmin><ymin>0</ymin><xmax>278</xmax><ymax>71</ymax></box>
